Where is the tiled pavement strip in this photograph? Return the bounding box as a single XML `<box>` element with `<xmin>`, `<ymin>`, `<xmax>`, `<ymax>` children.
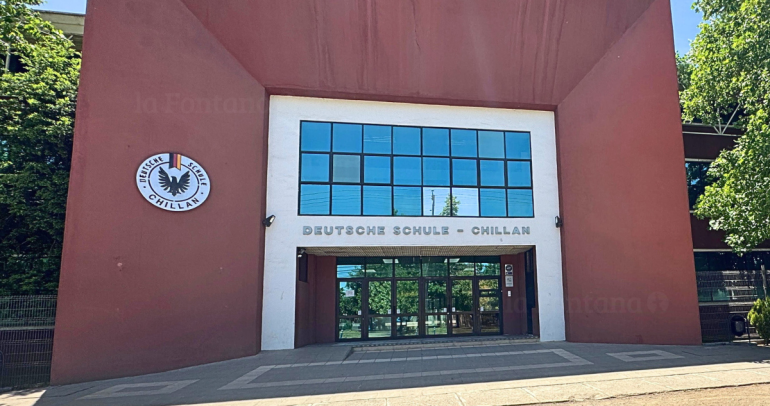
<box><xmin>3</xmin><ymin>341</ymin><xmax>770</xmax><ymax>406</ymax></box>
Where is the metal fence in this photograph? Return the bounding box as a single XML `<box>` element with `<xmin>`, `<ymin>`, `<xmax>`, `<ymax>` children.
<box><xmin>0</xmin><ymin>295</ymin><xmax>56</xmax><ymax>390</ymax></box>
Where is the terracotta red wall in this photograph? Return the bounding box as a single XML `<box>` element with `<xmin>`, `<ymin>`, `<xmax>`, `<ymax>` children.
<box><xmin>294</xmin><ymin>255</ymin><xmax>337</xmax><ymax>347</ymax></box>
<box><xmin>555</xmin><ymin>0</ymin><xmax>701</xmax><ymax>344</ymax></box>
<box><xmin>501</xmin><ymin>254</ymin><xmax>527</xmax><ymax>336</ymax></box>
<box><xmin>52</xmin><ymin>0</ymin><xmax>268</xmax><ymax>384</ymax></box>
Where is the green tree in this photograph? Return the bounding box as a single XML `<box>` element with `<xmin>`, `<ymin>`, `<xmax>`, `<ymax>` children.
<box><xmin>0</xmin><ymin>0</ymin><xmax>80</xmax><ymax>294</ymax></box>
<box><xmin>747</xmin><ymin>298</ymin><xmax>770</xmax><ymax>345</ymax></box>
<box><xmin>439</xmin><ymin>194</ymin><xmax>459</xmax><ymax>217</ymax></box>
<box><xmin>682</xmin><ymin>0</ymin><xmax>770</xmax><ymax>251</ymax></box>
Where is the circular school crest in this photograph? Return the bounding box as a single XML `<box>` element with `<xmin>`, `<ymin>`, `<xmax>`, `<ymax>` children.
<box><xmin>136</xmin><ymin>153</ymin><xmax>211</xmax><ymax>212</ymax></box>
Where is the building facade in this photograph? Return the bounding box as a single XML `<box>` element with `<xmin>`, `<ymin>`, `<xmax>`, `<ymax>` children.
<box><xmin>51</xmin><ymin>0</ymin><xmax>703</xmax><ymax>385</ymax></box>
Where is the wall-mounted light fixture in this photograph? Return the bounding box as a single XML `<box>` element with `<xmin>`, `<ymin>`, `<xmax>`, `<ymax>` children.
<box><xmin>262</xmin><ymin>214</ymin><xmax>276</xmax><ymax>227</ymax></box>
<box><xmin>297</xmin><ymin>248</ymin><xmax>306</xmax><ymax>258</ymax></box>
<box><xmin>555</xmin><ymin>215</ymin><xmax>563</xmax><ymax>228</ymax></box>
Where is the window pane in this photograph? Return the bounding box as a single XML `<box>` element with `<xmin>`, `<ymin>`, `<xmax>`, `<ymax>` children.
<box><xmin>505</xmin><ymin>132</ymin><xmax>531</xmax><ymax>159</ymax></box>
<box><xmin>364</xmin><ymin>156</ymin><xmax>391</xmax><ymax>184</ymax></box>
<box><xmin>395</xmin><ymin>257</ymin><xmax>421</xmax><ymax>277</ymax></box>
<box><xmin>423</xmin><ymin>158</ymin><xmax>450</xmax><ymax>186</ymax></box>
<box><xmin>480</xmin><ymin>313</ymin><xmax>500</xmax><ymax>333</ymax></box>
<box><xmin>332</xmin><ymin>185</ymin><xmax>361</xmax><ymax>215</ymax></box>
<box><xmin>332</xmin><ymin>123</ymin><xmax>362</xmax><ymax>153</ymax></box>
<box><xmin>449</xmin><ymin>257</ymin><xmax>474</xmax><ymax>277</ymax></box>
<box><xmin>300</xmin><ymin>153</ymin><xmax>329</xmax><ymax>182</ymax></box>
<box><xmin>452</xmin><ymin>188</ymin><xmax>479</xmax><ymax>216</ymax></box>
<box><xmin>425</xmin><ymin>280</ymin><xmax>447</xmax><ymax>312</ymax></box>
<box><xmin>694</xmin><ymin>252</ymin><xmax>709</xmax><ymax>272</ymax></box>
<box><xmin>452</xmin><ymin>159</ymin><xmax>477</xmax><ymax>186</ymax></box>
<box><xmin>476</xmin><ymin>258</ymin><xmax>500</xmax><ymax>276</ymax></box>
<box><xmin>426</xmin><ymin>315</ymin><xmax>448</xmax><ymax>335</ymax></box>
<box><xmin>338</xmin><ymin>281</ymin><xmax>362</xmax><ymax>315</ymax></box>
<box><xmin>337</xmin><ymin>257</ymin><xmax>365</xmax><ymax>278</ymax></box>
<box><xmin>300</xmin><ymin>122</ymin><xmax>331</xmax><ymax>152</ymax></box>
<box><xmin>338</xmin><ymin>318</ymin><xmax>362</xmax><ymax>339</ymax></box>
<box><xmin>480</xmin><ymin>160</ymin><xmax>505</xmax><ymax>186</ymax></box>
<box><xmin>364</xmin><ymin>125</ymin><xmax>391</xmax><ymax>154</ymax></box>
<box><xmin>478</xmin><ymin>131</ymin><xmax>504</xmax><ymax>158</ymax></box>
<box><xmin>363</xmin><ymin>186</ymin><xmax>392</xmax><ymax>215</ymax></box>
<box><xmin>333</xmin><ymin>155</ymin><xmax>361</xmax><ymax>183</ymax></box>
<box><xmin>480</xmin><ymin>189</ymin><xmax>506</xmax><ymax>217</ymax></box>
<box><xmin>393</xmin><ymin>187</ymin><xmax>422</xmax><ymax>216</ymax></box>
<box><xmin>423</xmin><ymin>128</ymin><xmax>449</xmax><ymax>156</ymax></box>
<box><xmin>393</xmin><ymin>126</ymin><xmax>421</xmax><ymax>155</ymax></box>
<box><xmin>507</xmin><ymin>161</ymin><xmax>532</xmax><ymax>187</ymax></box>
<box><xmin>507</xmin><ymin>189</ymin><xmax>534</xmax><ymax>217</ymax></box>
<box><xmin>299</xmin><ymin>184</ymin><xmax>329</xmax><ymax>214</ymax></box>
<box><xmin>395</xmin><ymin>315</ymin><xmax>418</xmax><ymax>336</ymax></box>
<box><xmin>368</xmin><ymin>281</ymin><xmax>392</xmax><ymax>314</ymax></box>
<box><xmin>367</xmin><ymin>258</ymin><xmax>394</xmax><ymax>278</ymax></box>
<box><xmin>450</xmin><ymin>129</ymin><xmax>477</xmax><ymax>157</ymax></box>
<box><xmin>423</xmin><ymin>187</ymin><xmax>451</xmax><ymax>216</ymax></box>
<box><xmin>422</xmin><ymin>257</ymin><xmax>448</xmax><ymax>277</ymax></box>
<box><xmin>368</xmin><ymin>317</ymin><xmax>392</xmax><ymax>338</ymax></box>
<box><xmin>393</xmin><ymin>157</ymin><xmax>421</xmax><ymax>185</ymax></box>
<box><xmin>686</xmin><ymin>162</ymin><xmax>712</xmax><ymax>209</ymax></box>
<box><xmin>451</xmin><ymin>281</ymin><xmax>473</xmax><ymax>314</ymax></box>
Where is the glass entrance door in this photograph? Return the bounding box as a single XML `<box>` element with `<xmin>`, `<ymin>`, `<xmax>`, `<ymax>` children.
<box><xmin>336</xmin><ymin>256</ymin><xmax>502</xmax><ymax>340</ymax></box>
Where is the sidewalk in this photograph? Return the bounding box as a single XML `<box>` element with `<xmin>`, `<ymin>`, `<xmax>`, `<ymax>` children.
<box><xmin>3</xmin><ymin>341</ymin><xmax>770</xmax><ymax>405</ymax></box>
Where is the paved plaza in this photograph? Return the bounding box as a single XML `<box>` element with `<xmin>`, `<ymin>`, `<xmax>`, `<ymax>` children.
<box><xmin>3</xmin><ymin>340</ymin><xmax>770</xmax><ymax>405</ymax></box>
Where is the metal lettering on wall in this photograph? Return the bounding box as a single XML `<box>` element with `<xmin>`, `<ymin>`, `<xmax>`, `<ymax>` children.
<box><xmin>301</xmin><ymin>225</ymin><xmax>531</xmax><ymax>236</ymax></box>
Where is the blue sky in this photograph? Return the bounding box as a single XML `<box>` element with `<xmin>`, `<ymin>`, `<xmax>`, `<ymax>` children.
<box><xmin>34</xmin><ymin>0</ymin><xmax>703</xmax><ymax>54</ymax></box>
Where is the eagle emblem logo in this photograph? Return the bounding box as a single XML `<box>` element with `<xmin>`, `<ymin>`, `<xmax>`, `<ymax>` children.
<box><xmin>136</xmin><ymin>152</ymin><xmax>211</xmax><ymax>212</ymax></box>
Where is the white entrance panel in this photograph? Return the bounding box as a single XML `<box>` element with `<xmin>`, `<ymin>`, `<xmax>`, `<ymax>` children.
<box><xmin>263</xmin><ymin>97</ymin><xmax>565</xmax><ymax>350</ymax></box>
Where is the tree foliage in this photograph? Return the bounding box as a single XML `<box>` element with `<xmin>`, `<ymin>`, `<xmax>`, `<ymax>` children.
<box><xmin>747</xmin><ymin>298</ymin><xmax>770</xmax><ymax>344</ymax></box>
<box><xmin>682</xmin><ymin>0</ymin><xmax>770</xmax><ymax>251</ymax></box>
<box><xmin>0</xmin><ymin>0</ymin><xmax>80</xmax><ymax>294</ymax></box>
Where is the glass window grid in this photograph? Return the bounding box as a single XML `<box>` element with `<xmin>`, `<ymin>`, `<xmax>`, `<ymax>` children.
<box><xmin>299</xmin><ymin>121</ymin><xmax>534</xmax><ymax>217</ymax></box>
<box><xmin>336</xmin><ymin>256</ymin><xmax>501</xmax><ymax>279</ymax></box>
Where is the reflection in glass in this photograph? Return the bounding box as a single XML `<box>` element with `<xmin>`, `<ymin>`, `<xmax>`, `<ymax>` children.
<box><xmin>333</xmin><ymin>155</ymin><xmax>360</xmax><ymax>183</ymax></box>
<box><xmin>393</xmin><ymin>126</ymin><xmax>421</xmax><ymax>155</ymax></box>
<box><xmin>364</xmin><ymin>125</ymin><xmax>391</xmax><ymax>154</ymax></box>
<box><xmin>505</xmin><ymin>132</ymin><xmax>531</xmax><ymax>159</ymax></box>
<box><xmin>336</xmin><ymin>257</ymin><xmax>365</xmax><ymax>278</ymax></box>
<box><xmin>363</xmin><ymin>186</ymin><xmax>392</xmax><ymax>215</ymax></box>
<box><xmin>364</xmin><ymin>156</ymin><xmax>391</xmax><ymax>184</ymax></box>
<box><xmin>332</xmin><ymin>123</ymin><xmax>362</xmax><ymax>153</ymax></box>
<box><xmin>338</xmin><ymin>318</ymin><xmax>362</xmax><ymax>339</ymax></box>
<box><xmin>452</xmin><ymin>159</ymin><xmax>477</xmax><ymax>186</ymax></box>
<box><xmin>480</xmin><ymin>313</ymin><xmax>500</xmax><ymax>333</ymax></box>
<box><xmin>423</xmin><ymin>158</ymin><xmax>450</xmax><ymax>186</ymax></box>
<box><xmin>426</xmin><ymin>315</ymin><xmax>448</xmax><ymax>335</ymax></box>
<box><xmin>452</xmin><ymin>188</ymin><xmax>479</xmax><ymax>217</ymax></box>
<box><xmin>368</xmin><ymin>317</ymin><xmax>392</xmax><ymax>338</ymax></box>
<box><xmin>451</xmin><ymin>314</ymin><xmax>474</xmax><ymax>335</ymax></box>
<box><xmin>301</xmin><ymin>154</ymin><xmax>329</xmax><ymax>182</ymax></box>
<box><xmin>451</xmin><ymin>279</ymin><xmax>473</xmax><ymax>310</ymax></box>
<box><xmin>422</xmin><ymin>257</ymin><xmax>448</xmax><ymax>277</ymax></box>
<box><xmin>338</xmin><ymin>281</ymin><xmax>362</xmax><ymax>316</ymax></box>
<box><xmin>480</xmin><ymin>189</ymin><xmax>506</xmax><ymax>217</ymax></box>
<box><xmin>301</xmin><ymin>122</ymin><xmax>331</xmax><ymax>152</ymax></box>
<box><xmin>368</xmin><ymin>281</ymin><xmax>392</xmax><ymax>314</ymax></box>
<box><xmin>331</xmin><ymin>185</ymin><xmax>361</xmax><ymax>215</ymax></box>
<box><xmin>299</xmin><ymin>184</ymin><xmax>329</xmax><ymax>215</ymax></box>
<box><xmin>423</xmin><ymin>188</ymin><xmax>451</xmax><ymax>216</ymax></box>
<box><xmin>508</xmin><ymin>189</ymin><xmax>534</xmax><ymax>217</ymax></box>
<box><xmin>393</xmin><ymin>157</ymin><xmax>421</xmax><ymax>185</ymax></box>
<box><xmin>393</xmin><ymin>187</ymin><xmax>422</xmax><ymax>216</ymax></box>
<box><xmin>395</xmin><ymin>257</ymin><xmax>421</xmax><ymax>277</ymax></box>
<box><xmin>479</xmin><ymin>279</ymin><xmax>500</xmax><ymax>311</ymax></box>
<box><xmin>396</xmin><ymin>280</ymin><xmax>419</xmax><ymax>314</ymax></box>
<box><xmin>478</xmin><ymin>131</ymin><xmax>504</xmax><ymax>158</ymax></box>
<box><xmin>685</xmin><ymin>161</ymin><xmax>712</xmax><ymax>209</ymax></box>
<box><xmin>366</xmin><ymin>258</ymin><xmax>393</xmax><ymax>278</ymax></box>
<box><xmin>396</xmin><ymin>316</ymin><xmax>419</xmax><ymax>336</ymax></box>
<box><xmin>449</xmin><ymin>258</ymin><xmax>475</xmax><ymax>277</ymax></box>
<box><xmin>451</xmin><ymin>129</ymin><xmax>477</xmax><ymax>157</ymax></box>
<box><xmin>476</xmin><ymin>258</ymin><xmax>501</xmax><ymax>276</ymax></box>
<box><xmin>423</xmin><ymin>128</ymin><xmax>449</xmax><ymax>156</ymax></box>
<box><xmin>507</xmin><ymin>161</ymin><xmax>531</xmax><ymax>187</ymax></box>
<box><xmin>479</xmin><ymin>160</ymin><xmax>505</xmax><ymax>186</ymax></box>
<box><xmin>425</xmin><ymin>280</ymin><xmax>447</xmax><ymax>312</ymax></box>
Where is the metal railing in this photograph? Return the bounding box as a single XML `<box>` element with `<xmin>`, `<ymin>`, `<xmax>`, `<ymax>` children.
<box><xmin>0</xmin><ymin>295</ymin><xmax>56</xmax><ymax>390</ymax></box>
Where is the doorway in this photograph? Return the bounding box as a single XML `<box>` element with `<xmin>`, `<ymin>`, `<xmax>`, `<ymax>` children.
<box><xmin>336</xmin><ymin>256</ymin><xmax>503</xmax><ymax>341</ymax></box>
